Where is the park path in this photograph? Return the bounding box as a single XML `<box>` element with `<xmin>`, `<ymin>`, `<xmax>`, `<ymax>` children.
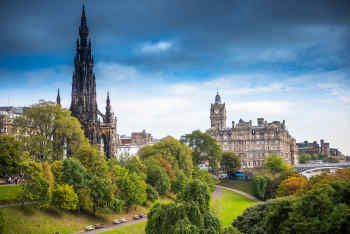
<box><xmin>75</xmin><ymin>186</ymin><xmax>224</xmax><ymax>234</ymax></box>
<box><xmin>214</xmin><ymin>185</ymin><xmax>262</xmax><ymax>203</ymax></box>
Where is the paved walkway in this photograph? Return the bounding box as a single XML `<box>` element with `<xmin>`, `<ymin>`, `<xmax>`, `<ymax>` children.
<box><xmin>214</xmin><ymin>185</ymin><xmax>262</xmax><ymax>202</ymax></box>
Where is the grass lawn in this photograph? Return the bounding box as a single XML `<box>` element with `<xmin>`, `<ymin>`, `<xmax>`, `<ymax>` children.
<box><xmin>0</xmin><ymin>197</ymin><xmax>172</xmax><ymax>234</ymax></box>
<box><xmin>0</xmin><ymin>185</ymin><xmax>21</xmax><ymax>202</ymax></box>
<box><xmin>102</xmin><ymin>222</ymin><xmax>146</xmax><ymax>234</ymax></box>
<box><xmin>211</xmin><ymin>189</ymin><xmax>255</xmax><ymax>227</ymax></box>
<box><xmin>218</xmin><ymin>180</ymin><xmax>254</xmax><ymax>196</ymax></box>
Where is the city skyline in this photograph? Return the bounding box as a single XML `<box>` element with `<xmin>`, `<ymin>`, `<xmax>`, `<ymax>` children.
<box><xmin>0</xmin><ymin>0</ymin><xmax>349</xmax><ymax>154</ymax></box>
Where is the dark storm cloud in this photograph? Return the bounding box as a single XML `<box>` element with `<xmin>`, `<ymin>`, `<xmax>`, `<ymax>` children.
<box><xmin>1</xmin><ymin>0</ymin><xmax>350</xmax><ymax>70</ymax></box>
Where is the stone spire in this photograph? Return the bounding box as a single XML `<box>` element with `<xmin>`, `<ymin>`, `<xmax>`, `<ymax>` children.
<box><xmin>56</xmin><ymin>88</ymin><xmax>61</xmax><ymax>105</ymax></box>
<box><xmin>105</xmin><ymin>92</ymin><xmax>113</xmax><ymax>123</ymax></box>
<box><xmin>79</xmin><ymin>5</ymin><xmax>89</xmax><ymax>47</ymax></box>
<box><xmin>215</xmin><ymin>89</ymin><xmax>221</xmax><ymax>104</ymax></box>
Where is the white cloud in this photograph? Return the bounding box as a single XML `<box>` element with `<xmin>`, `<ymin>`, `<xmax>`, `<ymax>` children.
<box><xmin>140</xmin><ymin>41</ymin><xmax>173</xmax><ymax>53</ymax></box>
<box><xmin>1</xmin><ymin>63</ymin><xmax>350</xmax><ymax>155</ymax></box>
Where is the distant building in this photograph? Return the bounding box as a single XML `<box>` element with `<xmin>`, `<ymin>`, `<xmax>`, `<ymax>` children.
<box><xmin>0</xmin><ymin>106</ymin><xmax>26</xmax><ymax>136</ymax></box>
<box><xmin>207</xmin><ymin>92</ymin><xmax>298</xmax><ymax>168</ymax></box>
<box><xmin>131</xmin><ymin>130</ymin><xmax>153</xmax><ymax>145</ymax></box>
<box><xmin>296</xmin><ymin>139</ymin><xmax>343</xmax><ymax>157</ymax></box>
<box><xmin>117</xmin><ymin>130</ymin><xmax>157</xmax><ymax>159</ymax></box>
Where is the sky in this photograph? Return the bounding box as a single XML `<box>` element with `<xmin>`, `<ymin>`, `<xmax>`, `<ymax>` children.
<box><xmin>0</xmin><ymin>0</ymin><xmax>349</xmax><ymax>155</ymax></box>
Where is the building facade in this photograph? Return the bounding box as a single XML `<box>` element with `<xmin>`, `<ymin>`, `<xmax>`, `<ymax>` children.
<box><xmin>0</xmin><ymin>107</ymin><xmax>25</xmax><ymax>136</ymax></box>
<box><xmin>296</xmin><ymin>139</ymin><xmax>343</xmax><ymax>158</ymax></box>
<box><xmin>67</xmin><ymin>6</ymin><xmax>118</xmax><ymax>158</ymax></box>
<box><xmin>207</xmin><ymin>92</ymin><xmax>298</xmax><ymax>168</ymax></box>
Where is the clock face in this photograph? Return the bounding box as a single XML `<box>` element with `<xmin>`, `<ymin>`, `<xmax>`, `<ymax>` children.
<box><xmin>214</xmin><ymin>109</ymin><xmax>220</xmax><ymax>114</ymax></box>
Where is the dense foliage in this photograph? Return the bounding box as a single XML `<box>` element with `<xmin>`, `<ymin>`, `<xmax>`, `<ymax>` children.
<box><xmin>14</xmin><ymin>101</ymin><xmax>87</xmax><ymax>162</ymax></box>
<box><xmin>252</xmin><ymin>176</ymin><xmax>271</xmax><ymax>200</ymax></box>
<box><xmin>0</xmin><ymin>135</ymin><xmax>27</xmax><ymax>176</ymax></box>
<box><xmin>139</xmin><ymin>136</ymin><xmax>193</xmax><ymax>177</ymax></box>
<box><xmin>146</xmin><ymin>179</ymin><xmax>220</xmax><ymax>234</ymax></box>
<box><xmin>234</xmin><ymin>169</ymin><xmax>350</xmax><ymax>234</ymax></box>
<box><xmin>181</xmin><ymin>130</ymin><xmax>222</xmax><ymax>171</ymax></box>
<box><xmin>51</xmin><ymin>184</ymin><xmax>79</xmax><ymax>211</ymax></box>
<box><xmin>220</xmin><ymin>152</ymin><xmax>241</xmax><ymax>175</ymax></box>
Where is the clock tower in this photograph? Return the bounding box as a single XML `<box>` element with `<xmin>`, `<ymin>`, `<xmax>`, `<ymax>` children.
<box><xmin>210</xmin><ymin>91</ymin><xmax>226</xmax><ymax>129</ymax></box>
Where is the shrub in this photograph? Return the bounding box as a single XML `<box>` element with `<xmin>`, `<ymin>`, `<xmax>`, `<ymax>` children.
<box><xmin>146</xmin><ymin>185</ymin><xmax>159</xmax><ymax>202</ymax></box>
<box><xmin>52</xmin><ymin>184</ymin><xmax>79</xmax><ymax>211</ymax></box>
<box><xmin>252</xmin><ymin>175</ymin><xmax>271</xmax><ymax>200</ymax></box>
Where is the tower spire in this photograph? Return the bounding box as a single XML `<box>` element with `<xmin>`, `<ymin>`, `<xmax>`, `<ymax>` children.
<box><xmin>79</xmin><ymin>4</ymin><xmax>89</xmax><ymax>47</ymax></box>
<box><xmin>105</xmin><ymin>92</ymin><xmax>113</xmax><ymax>123</ymax></box>
<box><xmin>56</xmin><ymin>88</ymin><xmax>61</xmax><ymax>106</ymax></box>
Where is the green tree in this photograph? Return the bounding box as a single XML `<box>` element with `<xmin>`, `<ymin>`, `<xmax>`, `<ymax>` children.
<box><xmin>118</xmin><ymin>172</ymin><xmax>147</xmax><ymax>208</ymax></box>
<box><xmin>51</xmin><ymin>160</ymin><xmax>64</xmax><ymax>184</ymax></box>
<box><xmin>298</xmin><ymin>153</ymin><xmax>311</xmax><ymax>164</ymax></box>
<box><xmin>19</xmin><ymin>161</ymin><xmax>51</xmax><ymax>207</ymax></box>
<box><xmin>263</xmin><ymin>154</ymin><xmax>291</xmax><ymax>175</ymax></box>
<box><xmin>171</xmin><ymin>170</ymin><xmax>189</xmax><ymax>194</ymax></box>
<box><xmin>146</xmin><ymin>202</ymin><xmax>221</xmax><ymax>234</ymax></box>
<box><xmin>120</xmin><ymin>156</ymin><xmax>146</xmax><ymax>180</ymax></box>
<box><xmin>178</xmin><ymin>179</ymin><xmax>210</xmax><ymax>213</ymax></box>
<box><xmin>0</xmin><ymin>135</ymin><xmax>27</xmax><ymax>175</ymax></box>
<box><xmin>140</xmin><ymin>136</ymin><xmax>193</xmax><ymax>177</ymax></box>
<box><xmin>14</xmin><ymin>101</ymin><xmax>87</xmax><ymax>162</ymax></box>
<box><xmin>146</xmin><ymin>159</ymin><xmax>171</xmax><ymax>196</ymax></box>
<box><xmin>52</xmin><ymin>184</ymin><xmax>79</xmax><ymax>211</ymax></box>
<box><xmin>62</xmin><ymin>158</ymin><xmax>87</xmax><ymax>191</ymax></box>
<box><xmin>181</xmin><ymin>130</ymin><xmax>222</xmax><ymax>171</ymax></box>
<box><xmin>220</xmin><ymin>152</ymin><xmax>241</xmax><ymax>175</ymax></box>
<box><xmin>146</xmin><ymin>184</ymin><xmax>159</xmax><ymax>202</ymax></box>
<box><xmin>74</xmin><ymin>144</ymin><xmax>115</xmax><ymax>215</ymax></box>
<box><xmin>192</xmin><ymin>167</ymin><xmax>216</xmax><ymax>192</ymax></box>
<box><xmin>252</xmin><ymin>175</ymin><xmax>271</xmax><ymax>200</ymax></box>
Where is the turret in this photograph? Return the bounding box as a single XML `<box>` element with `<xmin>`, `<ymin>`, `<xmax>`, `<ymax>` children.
<box><xmin>105</xmin><ymin>92</ymin><xmax>113</xmax><ymax>123</ymax></box>
<box><xmin>56</xmin><ymin>89</ymin><xmax>61</xmax><ymax>106</ymax></box>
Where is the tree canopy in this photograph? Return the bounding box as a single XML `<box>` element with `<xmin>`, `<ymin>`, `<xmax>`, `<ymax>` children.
<box><xmin>220</xmin><ymin>152</ymin><xmax>241</xmax><ymax>175</ymax></box>
<box><xmin>181</xmin><ymin>130</ymin><xmax>222</xmax><ymax>171</ymax></box>
<box><xmin>14</xmin><ymin>101</ymin><xmax>87</xmax><ymax>162</ymax></box>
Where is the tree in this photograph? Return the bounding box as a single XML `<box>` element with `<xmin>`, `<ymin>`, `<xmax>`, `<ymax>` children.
<box><xmin>178</xmin><ymin>180</ymin><xmax>210</xmax><ymax>213</ymax></box>
<box><xmin>220</xmin><ymin>152</ymin><xmax>241</xmax><ymax>175</ymax></box>
<box><xmin>181</xmin><ymin>130</ymin><xmax>222</xmax><ymax>171</ymax></box>
<box><xmin>146</xmin><ymin>202</ymin><xmax>221</xmax><ymax>234</ymax></box>
<box><xmin>146</xmin><ymin>159</ymin><xmax>171</xmax><ymax>196</ymax></box>
<box><xmin>14</xmin><ymin>101</ymin><xmax>87</xmax><ymax>162</ymax></box>
<box><xmin>140</xmin><ymin>136</ymin><xmax>193</xmax><ymax>177</ymax></box>
<box><xmin>52</xmin><ymin>184</ymin><xmax>79</xmax><ymax>211</ymax></box>
<box><xmin>118</xmin><ymin>172</ymin><xmax>147</xmax><ymax>208</ymax></box>
<box><xmin>298</xmin><ymin>154</ymin><xmax>311</xmax><ymax>164</ymax></box>
<box><xmin>19</xmin><ymin>161</ymin><xmax>51</xmax><ymax>208</ymax></box>
<box><xmin>51</xmin><ymin>160</ymin><xmax>64</xmax><ymax>184</ymax></box>
<box><xmin>146</xmin><ymin>185</ymin><xmax>159</xmax><ymax>202</ymax></box>
<box><xmin>276</xmin><ymin>175</ymin><xmax>307</xmax><ymax>197</ymax></box>
<box><xmin>171</xmin><ymin>170</ymin><xmax>189</xmax><ymax>194</ymax></box>
<box><xmin>192</xmin><ymin>167</ymin><xmax>216</xmax><ymax>192</ymax></box>
<box><xmin>74</xmin><ymin>144</ymin><xmax>115</xmax><ymax>215</ymax></box>
<box><xmin>263</xmin><ymin>154</ymin><xmax>291</xmax><ymax>175</ymax></box>
<box><xmin>252</xmin><ymin>175</ymin><xmax>271</xmax><ymax>200</ymax></box>
<box><xmin>0</xmin><ymin>135</ymin><xmax>26</xmax><ymax>176</ymax></box>
<box><xmin>120</xmin><ymin>156</ymin><xmax>146</xmax><ymax>180</ymax></box>
<box><xmin>62</xmin><ymin>158</ymin><xmax>87</xmax><ymax>191</ymax></box>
